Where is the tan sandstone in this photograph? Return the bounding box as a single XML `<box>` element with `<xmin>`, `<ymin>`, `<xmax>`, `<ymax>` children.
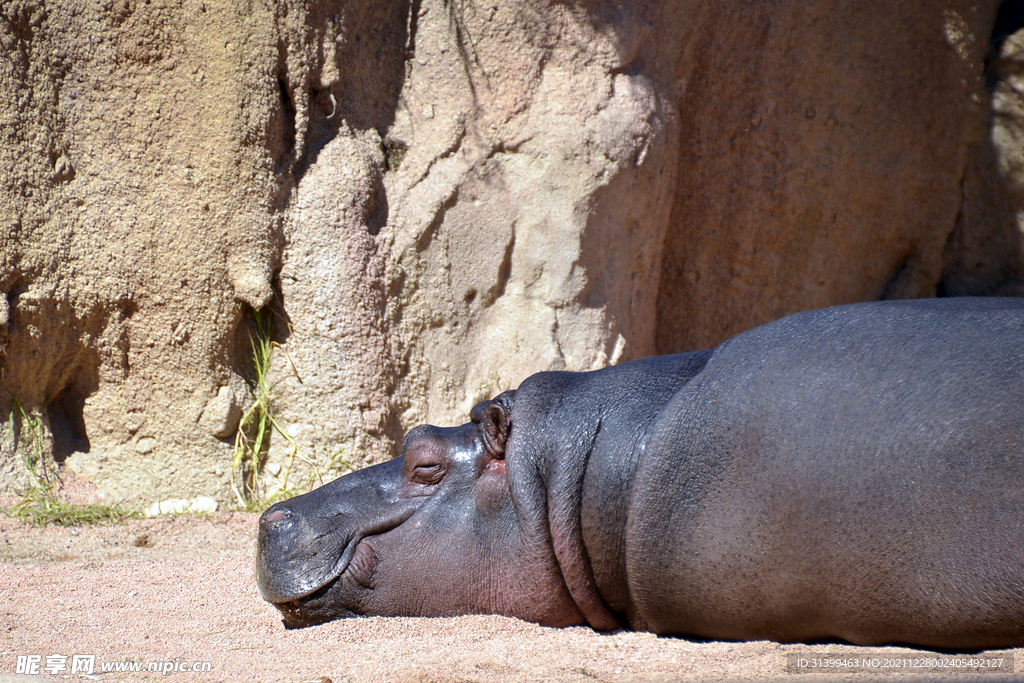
<box><xmin>1</xmin><ymin>0</ymin><xmax>1021</xmax><ymax>502</ymax></box>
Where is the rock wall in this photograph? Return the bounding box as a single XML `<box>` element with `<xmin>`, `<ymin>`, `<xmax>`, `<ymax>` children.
<box><xmin>656</xmin><ymin>1</ymin><xmax>1020</xmax><ymax>350</ymax></box>
<box><xmin>1</xmin><ymin>0</ymin><xmax>1020</xmax><ymax>503</ymax></box>
<box><xmin>0</xmin><ymin>0</ymin><xmax>284</xmax><ymax>500</ymax></box>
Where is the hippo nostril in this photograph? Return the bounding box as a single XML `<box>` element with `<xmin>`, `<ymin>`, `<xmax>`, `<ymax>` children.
<box><xmin>263</xmin><ymin>508</ymin><xmax>290</xmax><ymax>523</ymax></box>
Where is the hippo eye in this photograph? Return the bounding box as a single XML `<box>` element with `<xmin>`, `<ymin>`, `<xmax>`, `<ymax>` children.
<box><xmin>402</xmin><ymin>434</ymin><xmax>447</xmax><ymax>487</ymax></box>
<box><xmin>411</xmin><ymin>463</ymin><xmax>444</xmax><ymax>485</ymax></box>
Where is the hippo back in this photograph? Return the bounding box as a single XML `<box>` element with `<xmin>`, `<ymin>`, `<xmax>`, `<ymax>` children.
<box><xmin>623</xmin><ymin>297</ymin><xmax>1024</xmax><ymax>647</ymax></box>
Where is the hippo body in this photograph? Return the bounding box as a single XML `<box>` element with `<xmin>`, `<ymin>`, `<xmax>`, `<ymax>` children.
<box><xmin>257</xmin><ymin>298</ymin><xmax>1024</xmax><ymax>648</ymax></box>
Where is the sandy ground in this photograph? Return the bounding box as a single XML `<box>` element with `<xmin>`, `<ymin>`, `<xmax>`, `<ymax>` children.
<box><xmin>0</xmin><ymin>512</ymin><xmax>1021</xmax><ymax>683</ymax></box>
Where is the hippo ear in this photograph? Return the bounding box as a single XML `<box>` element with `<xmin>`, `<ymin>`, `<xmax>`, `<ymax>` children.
<box><xmin>470</xmin><ymin>392</ymin><xmax>514</xmax><ymax>458</ymax></box>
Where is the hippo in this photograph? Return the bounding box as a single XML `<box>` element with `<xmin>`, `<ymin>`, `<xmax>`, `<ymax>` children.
<box><xmin>256</xmin><ymin>298</ymin><xmax>1024</xmax><ymax>648</ymax></box>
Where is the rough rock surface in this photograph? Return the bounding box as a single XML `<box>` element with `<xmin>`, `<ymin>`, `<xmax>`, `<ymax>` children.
<box><xmin>1</xmin><ymin>0</ymin><xmax>1022</xmax><ymax>502</ymax></box>
<box><xmin>0</xmin><ymin>0</ymin><xmax>283</xmax><ymax>500</ymax></box>
<box><xmin>656</xmin><ymin>1</ymin><xmax>1023</xmax><ymax>350</ymax></box>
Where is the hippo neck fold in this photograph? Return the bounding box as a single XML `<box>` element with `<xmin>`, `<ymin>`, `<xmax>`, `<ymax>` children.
<box><xmin>506</xmin><ymin>412</ymin><xmax>620</xmax><ymax>630</ymax></box>
<box><xmin>506</xmin><ymin>351</ymin><xmax>714</xmax><ymax>630</ymax></box>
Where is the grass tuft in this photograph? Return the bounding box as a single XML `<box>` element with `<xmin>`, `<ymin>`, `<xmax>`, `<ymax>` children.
<box><xmin>231</xmin><ymin>308</ymin><xmax>322</xmax><ymax>510</ymax></box>
<box><xmin>1</xmin><ymin>391</ymin><xmax>140</xmax><ymax>527</ymax></box>
<box><xmin>4</xmin><ymin>484</ymin><xmax>141</xmax><ymax>528</ymax></box>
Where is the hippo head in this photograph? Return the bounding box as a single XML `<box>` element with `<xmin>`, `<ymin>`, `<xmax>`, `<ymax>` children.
<box><xmin>255</xmin><ymin>391</ymin><xmax>586</xmax><ymax>628</ymax></box>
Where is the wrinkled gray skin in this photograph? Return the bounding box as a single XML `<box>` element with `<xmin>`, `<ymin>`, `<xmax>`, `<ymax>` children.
<box><xmin>257</xmin><ymin>298</ymin><xmax>1024</xmax><ymax>648</ymax></box>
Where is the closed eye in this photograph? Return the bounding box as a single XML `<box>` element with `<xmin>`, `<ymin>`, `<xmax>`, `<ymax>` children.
<box><xmin>411</xmin><ymin>463</ymin><xmax>444</xmax><ymax>485</ymax></box>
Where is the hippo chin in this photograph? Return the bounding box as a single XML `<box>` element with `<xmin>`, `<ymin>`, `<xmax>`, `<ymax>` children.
<box><xmin>257</xmin><ymin>298</ymin><xmax>1024</xmax><ymax>648</ymax></box>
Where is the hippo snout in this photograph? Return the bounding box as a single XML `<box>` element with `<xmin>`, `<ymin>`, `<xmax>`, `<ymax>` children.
<box><xmin>257</xmin><ymin>506</ymin><xmax>299</xmax><ymax>560</ymax></box>
<box><xmin>255</xmin><ymin>456</ymin><xmax>426</xmax><ymax>622</ymax></box>
<box><xmin>256</xmin><ymin>504</ymin><xmax>323</xmax><ymax>604</ymax></box>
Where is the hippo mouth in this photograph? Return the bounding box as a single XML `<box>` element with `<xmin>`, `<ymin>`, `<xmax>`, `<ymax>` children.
<box><xmin>257</xmin><ymin>508</ymin><xmax>392</xmax><ymax>604</ymax></box>
<box><xmin>273</xmin><ymin>582</ymin><xmax>352</xmax><ymax>626</ymax></box>
<box><xmin>266</xmin><ymin>535</ymin><xmax>383</xmax><ymax>627</ymax></box>
<box><xmin>256</xmin><ymin>455</ymin><xmax>421</xmax><ymax>616</ymax></box>
<box><xmin>266</xmin><ymin>529</ymin><xmax>363</xmax><ymax>600</ymax></box>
